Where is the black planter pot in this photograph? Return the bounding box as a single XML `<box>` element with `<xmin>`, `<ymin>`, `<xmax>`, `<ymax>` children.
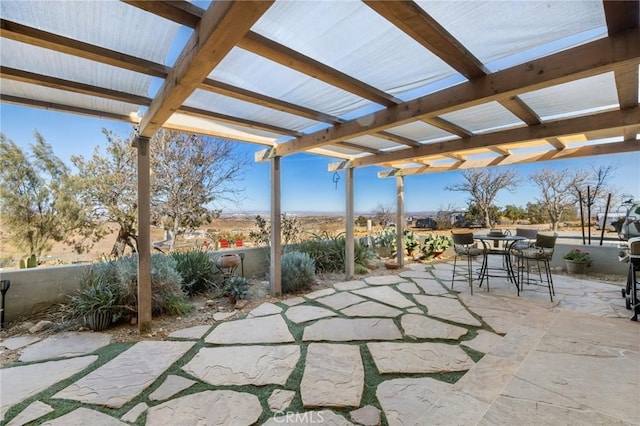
<box><xmin>86</xmin><ymin>311</ymin><xmax>113</xmax><ymax>331</ymax></box>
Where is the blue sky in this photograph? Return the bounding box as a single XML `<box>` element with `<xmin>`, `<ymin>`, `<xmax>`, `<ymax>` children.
<box><xmin>2</xmin><ymin>103</ymin><xmax>639</xmax><ymax>216</ymax></box>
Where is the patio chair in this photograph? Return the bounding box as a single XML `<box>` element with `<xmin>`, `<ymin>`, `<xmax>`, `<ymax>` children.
<box><xmin>513</xmin><ymin>233</ymin><xmax>557</xmax><ymax>301</ymax></box>
<box><xmin>451</xmin><ymin>232</ymin><xmax>487</xmax><ymax>295</ymax></box>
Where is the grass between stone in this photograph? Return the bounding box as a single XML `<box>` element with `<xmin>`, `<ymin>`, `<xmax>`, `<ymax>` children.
<box><xmin>3</xmin><ymin>262</ymin><xmax>500</xmax><ymax>425</ymax></box>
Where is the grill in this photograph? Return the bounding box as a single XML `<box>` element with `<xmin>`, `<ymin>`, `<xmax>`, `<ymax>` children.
<box><xmin>619</xmin><ymin>237</ymin><xmax>640</xmax><ymax>321</ymax></box>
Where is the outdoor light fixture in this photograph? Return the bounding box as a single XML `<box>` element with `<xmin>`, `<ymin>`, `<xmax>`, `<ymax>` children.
<box><xmin>0</xmin><ymin>279</ymin><xmax>10</xmax><ymax>329</ymax></box>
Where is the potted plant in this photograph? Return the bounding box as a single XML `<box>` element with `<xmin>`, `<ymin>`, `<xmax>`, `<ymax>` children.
<box><xmin>373</xmin><ymin>228</ymin><xmax>397</xmax><ymax>258</ymax></box>
<box><xmin>563</xmin><ymin>248</ymin><xmax>593</xmax><ymax>274</ymax></box>
<box><xmin>403</xmin><ymin>230</ymin><xmax>420</xmax><ymax>256</ymax></box>
<box><xmin>68</xmin><ymin>270</ymin><xmax>121</xmax><ymax>331</ymax></box>
<box><xmin>224</xmin><ymin>276</ymin><xmax>249</xmax><ymax>305</ymax></box>
<box><xmin>421</xmin><ymin>235</ymin><xmax>452</xmax><ymax>259</ymax></box>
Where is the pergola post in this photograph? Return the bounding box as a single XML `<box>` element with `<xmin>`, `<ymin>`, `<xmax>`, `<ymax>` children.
<box><xmin>270</xmin><ymin>155</ymin><xmax>282</xmax><ymax>296</ymax></box>
<box><xmin>135</xmin><ymin>136</ymin><xmax>152</xmax><ymax>334</ymax></box>
<box><xmin>345</xmin><ymin>167</ymin><xmax>355</xmax><ymax>279</ymax></box>
<box><xmin>396</xmin><ymin>175</ymin><xmax>405</xmax><ymax>267</ymax></box>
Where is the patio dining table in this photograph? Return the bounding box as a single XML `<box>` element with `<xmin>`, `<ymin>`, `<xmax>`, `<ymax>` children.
<box><xmin>474</xmin><ymin>234</ymin><xmax>526</xmax><ymax>294</ymax></box>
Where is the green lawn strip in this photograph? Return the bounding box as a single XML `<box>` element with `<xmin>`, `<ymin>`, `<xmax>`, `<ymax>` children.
<box><xmin>3</xmin><ymin>342</ymin><xmax>134</xmax><ymax>424</ymax></box>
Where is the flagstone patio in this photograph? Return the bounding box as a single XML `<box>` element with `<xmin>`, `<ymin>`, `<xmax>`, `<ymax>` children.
<box><xmin>1</xmin><ymin>260</ymin><xmax>637</xmax><ymax>425</ymax></box>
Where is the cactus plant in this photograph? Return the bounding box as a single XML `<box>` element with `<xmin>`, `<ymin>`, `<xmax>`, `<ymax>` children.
<box><xmin>18</xmin><ymin>254</ymin><xmax>37</xmax><ymax>269</ymax></box>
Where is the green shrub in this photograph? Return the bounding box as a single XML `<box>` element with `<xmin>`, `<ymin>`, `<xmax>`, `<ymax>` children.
<box><xmin>354</xmin><ymin>263</ymin><xmax>369</xmax><ymax>275</ymax></box>
<box><xmin>225</xmin><ymin>276</ymin><xmax>249</xmax><ymax>300</ymax></box>
<box><xmin>114</xmin><ymin>254</ymin><xmax>193</xmax><ymax>316</ymax></box>
<box><xmin>298</xmin><ymin>232</ymin><xmax>375</xmax><ymax>274</ymax></box>
<box><xmin>281</xmin><ymin>251</ymin><xmax>316</xmax><ymax>294</ymax></box>
<box><xmin>170</xmin><ymin>250</ymin><xmax>220</xmax><ymax>295</ymax></box>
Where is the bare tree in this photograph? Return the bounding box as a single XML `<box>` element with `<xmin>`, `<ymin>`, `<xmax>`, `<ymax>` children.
<box><xmin>446</xmin><ymin>169</ymin><xmax>519</xmax><ymax>228</ymax></box>
<box><xmin>574</xmin><ymin>164</ymin><xmax>618</xmax><ymax>213</ymax></box>
<box><xmin>372</xmin><ymin>203</ymin><xmax>395</xmax><ymax>226</ymax></box>
<box><xmin>151</xmin><ymin>130</ymin><xmax>249</xmax><ymax>251</ymax></box>
<box><xmin>530</xmin><ymin>168</ymin><xmax>588</xmax><ymax>231</ymax></box>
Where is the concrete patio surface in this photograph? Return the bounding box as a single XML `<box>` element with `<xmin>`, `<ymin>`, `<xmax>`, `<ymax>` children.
<box><xmin>1</xmin><ymin>259</ymin><xmax>638</xmax><ymax>425</ymax></box>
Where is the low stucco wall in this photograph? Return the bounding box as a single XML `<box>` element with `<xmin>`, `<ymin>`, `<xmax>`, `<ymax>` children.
<box><xmin>550</xmin><ymin>243</ymin><xmax>627</xmax><ymax>275</ymax></box>
<box><xmin>0</xmin><ymin>247</ymin><xmax>269</xmax><ymax>323</ymax></box>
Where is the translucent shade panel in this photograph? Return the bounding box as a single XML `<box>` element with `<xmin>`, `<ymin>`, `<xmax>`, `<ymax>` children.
<box><xmin>253</xmin><ymin>1</ymin><xmax>458</xmax><ymax>97</ymax></box>
<box><xmin>185</xmin><ymin>90</ymin><xmax>320</xmax><ymax>133</ymax></box>
<box><xmin>417</xmin><ymin>1</ymin><xmax>605</xmax><ymax>67</ymax></box>
<box><xmin>519</xmin><ymin>73</ymin><xmax>619</xmax><ymax>121</ymax></box>
<box><xmin>210</xmin><ymin>48</ymin><xmax>372</xmax><ymax>118</ymax></box>
<box><xmin>1</xmin><ymin>40</ymin><xmax>152</xmax><ymax>97</ymax></box>
<box><xmin>386</xmin><ymin>122</ymin><xmax>456</xmax><ymax>143</ymax></box>
<box><xmin>439</xmin><ymin>102</ymin><xmax>524</xmax><ymax>134</ymax></box>
<box><xmin>2</xmin><ymin>80</ymin><xmax>140</xmax><ymax>117</ymax></box>
<box><xmin>1</xmin><ymin>0</ymin><xmax>180</xmax><ymax>63</ymax></box>
<box><xmin>165</xmin><ymin>113</ymin><xmax>279</xmax><ymax>145</ymax></box>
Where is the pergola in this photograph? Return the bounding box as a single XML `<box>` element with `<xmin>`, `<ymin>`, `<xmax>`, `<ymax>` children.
<box><xmin>1</xmin><ymin>1</ymin><xmax>638</xmax><ymax>332</ymax></box>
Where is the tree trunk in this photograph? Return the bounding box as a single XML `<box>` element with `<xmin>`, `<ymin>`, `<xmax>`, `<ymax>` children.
<box><xmin>169</xmin><ymin>216</ymin><xmax>179</xmax><ymax>252</ymax></box>
<box><xmin>110</xmin><ymin>224</ymin><xmax>138</xmax><ymax>258</ymax></box>
<box><xmin>484</xmin><ymin>210</ymin><xmax>492</xmax><ymax>228</ymax></box>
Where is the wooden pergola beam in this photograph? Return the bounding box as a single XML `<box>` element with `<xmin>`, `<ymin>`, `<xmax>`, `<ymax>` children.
<box><xmin>546</xmin><ymin>137</ymin><xmax>566</xmax><ymax>150</ymax></box>
<box><xmin>422</xmin><ymin>117</ymin><xmax>472</xmax><ymax>138</ymax></box>
<box><xmin>363</xmin><ymin>0</ymin><xmax>488</xmax><ymax>79</ymax></box>
<box><xmin>498</xmin><ymin>96</ymin><xmax>541</xmax><ymax>125</ymax></box>
<box><xmin>351</xmin><ymin>106</ymin><xmax>640</xmax><ymax>167</ymax></box>
<box><xmin>603</xmin><ymin>0</ymin><xmax>639</xmax><ymax>36</ymax></box>
<box><xmin>335</xmin><ymin>141</ymin><xmax>384</xmax><ymax>155</ymax></box>
<box><xmin>237</xmin><ymin>31</ymin><xmax>401</xmax><ymax>108</ymax></box>
<box><xmin>375</xmin><ymin>131</ymin><xmax>421</xmax><ymax>148</ymax></box>
<box><xmin>276</xmin><ymin>29</ymin><xmax>640</xmax><ymax>156</ymax></box>
<box><xmin>138</xmin><ymin>1</ymin><xmax>274</xmax><ymax>137</ymax></box>
<box><xmin>377</xmin><ymin>140</ymin><xmax>640</xmax><ymax>177</ymax></box>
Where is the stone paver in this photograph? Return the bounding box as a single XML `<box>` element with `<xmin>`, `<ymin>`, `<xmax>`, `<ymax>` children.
<box><xmin>264</xmin><ymin>410</ymin><xmax>353</xmax><ymax>425</ymax></box>
<box><xmin>368</xmin><ymin>342</ymin><xmax>474</xmax><ymax>373</ymax></box>
<box><xmin>305</xmin><ymin>288</ymin><xmax>336</xmax><ymax>299</ymax></box>
<box><xmin>333</xmin><ymin>280</ymin><xmax>368</xmax><ymax>291</ymax></box>
<box><xmin>350</xmin><ymin>405</ymin><xmax>381</xmax><ymax>426</ymax></box>
<box><xmin>377</xmin><ymin>377</ymin><xmax>451</xmax><ymax>426</ymax></box>
<box><xmin>407</xmin><ymin>307</ymin><xmax>423</xmax><ymax>314</ymax></box>
<box><xmin>149</xmin><ymin>375</ymin><xmax>196</xmax><ymax>401</ymax></box>
<box><xmin>1</xmin><ymin>335</ymin><xmax>41</xmax><ymax>350</ymax></box>
<box><xmin>167</xmin><ymin>325</ymin><xmax>210</xmax><ymax>340</ymax></box>
<box><xmin>364</xmin><ymin>275</ymin><xmax>407</xmax><ymax>285</ymax></box>
<box><xmin>396</xmin><ymin>281</ymin><xmax>420</xmax><ymax>294</ymax></box>
<box><xmin>340</xmin><ymin>301</ymin><xmax>402</xmax><ymax>318</ymax></box>
<box><xmin>206</xmin><ymin>314</ymin><xmax>294</xmax><ymax>344</ymax></box>
<box><xmin>316</xmin><ymin>292</ymin><xmax>366</xmax><ymax>310</ymax></box>
<box><xmin>414</xmin><ymin>295</ymin><xmax>482</xmax><ymax>326</ymax></box>
<box><xmin>461</xmin><ymin>330</ymin><xmax>504</xmax><ymax>354</ymax></box>
<box><xmin>489</xmin><ymin>325</ymin><xmax>545</xmax><ymax>362</ymax></box>
<box><xmin>1</xmin><ymin>355</ymin><xmax>97</xmax><ymax>421</ymax></box>
<box><xmin>285</xmin><ymin>305</ymin><xmax>337</xmax><ymax>324</ymax></box>
<box><xmin>399</xmin><ymin>270</ymin><xmax>433</xmax><ymax>279</ymax></box>
<box><xmin>19</xmin><ymin>332</ymin><xmax>111</xmax><ymax>362</ymax></box>
<box><xmin>53</xmin><ymin>341</ymin><xmax>194</xmax><ymax>408</ymax></box>
<box><xmin>145</xmin><ymin>390</ymin><xmax>262</xmax><ymax>426</ymax></box>
<box><xmin>212</xmin><ymin>310</ymin><xmax>237</xmax><ymax>321</ymax></box>
<box><xmin>400</xmin><ymin>314</ymin><xmax>468</xmax><ymax>339</ymax></box>
<box><xmin>454</xmin><ymin>354</ymin><xmax>520</xmax><ymax>403</ymax></box>
<box><xmin>268</xmin><ymin>389</ymin><xmax>296</xmax><ymax>412</ymax></box>
<box><xmin>423</xmin><ymin>389</ymin><xmax>490</xmax><ymax>426</ymax></box>
<box><xmin>301</xmin><ymin>343</ymin><xmax>364</xmax><ymax>407</ymax></box>
<box><xmin>352</xmin><ymin>286</ymin><xmax>414</xmax><ymax>308</ymax></box>
<box><xmin>42</xmin><ymin>407</ymin><xmax>127</xmax><ymax>425</ymax></box>
<box><xmin>248</xmin><ymin>302</ymin><xmax>283</xmax><ymax>317</ymax></box>
<box><xmin>183</xmin><ymin>345</ymin><xmax>300</xmax><ymax>386</ymax></box>
<box><xmin>6</xmin><ymin>401</ymin><xmax>53</xmax><ymax>426</ymax></box>
<box><xmin>281</xmin><ymin>296</ymin><xmax>305</xmax><ymax>306</ymax></box>
<box><xmin>303</xmin><ymin>318</ymin><xmax>402</xmax><ymax>342</ymax></box>
<box><xmin>412</xmin><ymin>278</ymin><xmax>449</xmax><ymax>295</ymax></box>
<box><xmin>121</xmin><ymin>402</ymin><xmax>148</xmax><ymax>423</ymax></box>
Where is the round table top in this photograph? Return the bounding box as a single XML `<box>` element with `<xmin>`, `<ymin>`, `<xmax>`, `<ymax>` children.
<box><xmin>475</xmin><ymin>234</ymin><xmax>526</xmax><ymax>241</ymax></box>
